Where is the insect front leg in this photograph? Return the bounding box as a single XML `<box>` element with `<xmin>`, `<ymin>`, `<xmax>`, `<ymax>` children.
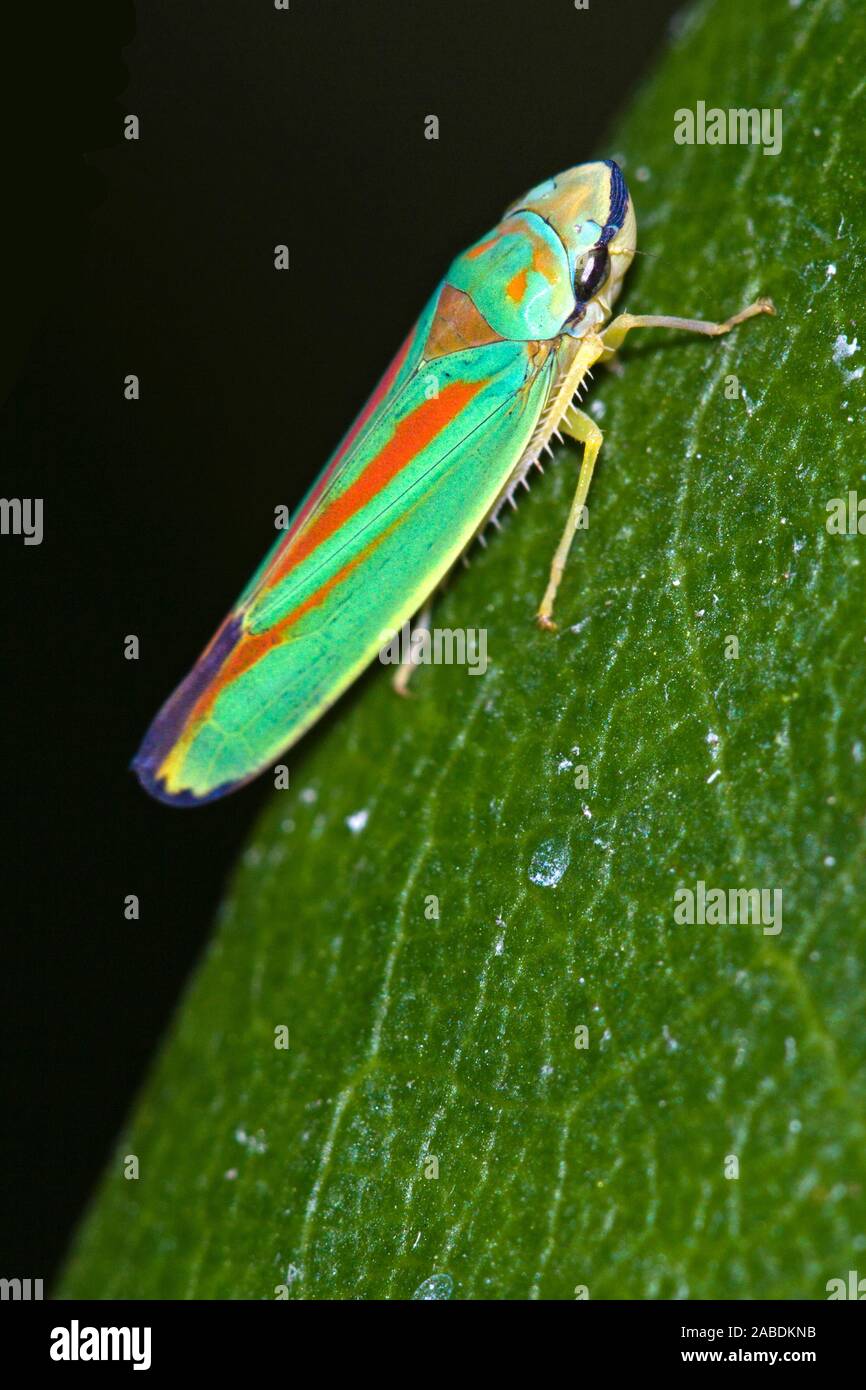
<box><xmin>599</xmin><ymin>296</ymin><xmax>775</xmax><ymax>358</ymax></box>
<box><xmin>537</xmin><ymin>406</ymin><xmax>603</xmax><ymax>632</ymax></box>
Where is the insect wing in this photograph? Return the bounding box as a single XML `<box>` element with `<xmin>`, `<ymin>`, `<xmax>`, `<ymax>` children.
<box><xmin>134</xmin><ymin>296</ymin><xmax>552</xmax><ymax>805</ymax></box>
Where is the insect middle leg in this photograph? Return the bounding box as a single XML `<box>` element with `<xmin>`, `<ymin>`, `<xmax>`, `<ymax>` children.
<box><xmin>536</xmin><ymin>296</ymin><xmax>775</xmax><ymax>630</ymax></box>
<box><xmin>537</xmin><ymin>405</ymin><xmax>603</xmax><ymax>631</ymax></box>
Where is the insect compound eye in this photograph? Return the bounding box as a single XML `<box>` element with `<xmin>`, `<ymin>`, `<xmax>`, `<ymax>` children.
<box><xmin>574</xmin><ymin>246</ymin><xmax>610</xmax><ymax>302</ymax></box>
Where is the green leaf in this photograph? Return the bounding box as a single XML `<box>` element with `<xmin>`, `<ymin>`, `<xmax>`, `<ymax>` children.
<box><xmin>63</xmin><ymin>0</ymin><xmax>866</xmax><ymax>1300</ymax></box>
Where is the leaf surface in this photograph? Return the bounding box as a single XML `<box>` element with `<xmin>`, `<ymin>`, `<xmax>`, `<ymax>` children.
<box><xmin>63</xmin><ymin>0</ymin><xmax>866</xmax><ymax>1299</ymax></box>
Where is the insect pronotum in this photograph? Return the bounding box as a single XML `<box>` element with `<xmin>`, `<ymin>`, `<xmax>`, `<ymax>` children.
<box><xmin>134</xmin><ymin>159</ymin><xmax>773</xmax><ymax>805</ymax></box>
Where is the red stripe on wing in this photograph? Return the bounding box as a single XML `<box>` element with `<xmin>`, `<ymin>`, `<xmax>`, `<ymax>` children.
<box><xmin>288</xmin><ymin>326</ymin><xmax>417</xmax><ymax>539</ymax></box>
<box><xmin>258</xmin><ymin>376</ymin><xmax>487</xmax><ymax>594</ymax></box>
<box><xmin>175</xmin><ymin>523</ymin><xmax>398</xmax><ymax>736</ymax></box>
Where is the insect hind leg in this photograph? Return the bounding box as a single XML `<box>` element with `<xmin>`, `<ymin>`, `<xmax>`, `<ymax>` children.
<box><xmin>392</xmin><ymin>603</ymin><xmax>434</xmax><ymax>697</ymax></box>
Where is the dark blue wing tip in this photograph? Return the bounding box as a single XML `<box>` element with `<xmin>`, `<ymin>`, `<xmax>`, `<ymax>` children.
<box><xmin>130</xmin><ymin>614</ymin><xmax>247</xmax><ymax>808</ymax></box>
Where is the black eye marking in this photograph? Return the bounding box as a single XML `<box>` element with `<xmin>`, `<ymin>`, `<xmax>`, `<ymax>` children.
<box><xmin>575</xmin><ymin>245</ymin><xmax>610</xmax><ymax>302</ymax></box>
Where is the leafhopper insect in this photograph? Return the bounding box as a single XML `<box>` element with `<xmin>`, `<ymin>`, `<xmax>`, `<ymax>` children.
<box><xmin>134</xmin><ymin>159</ymin><xmax>773</xmax><ymax>805</ymax></box>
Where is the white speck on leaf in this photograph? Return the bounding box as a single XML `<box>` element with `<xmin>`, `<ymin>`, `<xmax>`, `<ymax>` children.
<box><xmin>413</xmin><ymin>1273</ymin><xmax>453</xmax><ymax>1300</ymax></box>
<box><xmin>235</xmin><ymin>1126</ymin><xmax>267</xmax><ymax>1155</ymax></box>
<box><xmin>833</xmin><ymin>333</ymin><xmax>859</xmax><ymax>366</ymax></box>
<box><xmin>529</xmin><ymin>838</ymin><xmax>571</xmax><ymax>888</ymax></box>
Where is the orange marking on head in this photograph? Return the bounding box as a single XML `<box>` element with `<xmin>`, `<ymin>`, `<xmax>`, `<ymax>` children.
<box><xmin>531</xmin><ymin>242</ymin><xmax>556</xmax><ymax>285</ymax></box>
<box><xmin>506</xmin><ymin>267</ymin><xmax>528</xmax><ymax>302</ymax></box>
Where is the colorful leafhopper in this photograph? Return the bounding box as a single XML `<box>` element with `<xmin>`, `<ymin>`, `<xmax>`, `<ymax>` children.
<box><xmin>134</xmin><ymin>159</ymin><xmax>773</xmax><ymax>805</ymax></box>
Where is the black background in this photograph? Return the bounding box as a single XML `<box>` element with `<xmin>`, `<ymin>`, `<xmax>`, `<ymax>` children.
<box><xmin>1</xmin><ymin>0</ymin><xmax>685</xmax><ymax>1288</ymax></box>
